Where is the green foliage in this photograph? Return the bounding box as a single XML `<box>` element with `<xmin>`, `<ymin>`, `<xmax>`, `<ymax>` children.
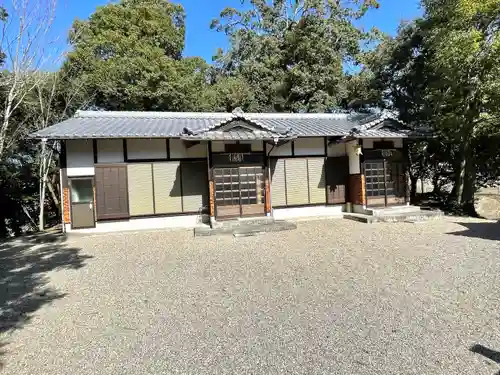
<box><xmin>367</xmin><ymin>0</ymin><xmax>500</xmax><ymax>213</ymax></box>
<box><xmin>64</xmin><ymin>0</ymin><xmax>206</xmax><ymax>111</ymax></box>
<box><xmin>4</xmin><ymin>0</ymin><xmax>500</xmax><ymax>235</ymax></box>
<box><xmin>211</xmin><ymin>0</ymin><xmax>381</xmax><ymax>112</ymax></box>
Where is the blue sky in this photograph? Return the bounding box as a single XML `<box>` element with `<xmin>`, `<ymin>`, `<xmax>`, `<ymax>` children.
<box><xmin>53</xmin><ymin>0</ymin><xmax>423</xmax><ymax>62</ymax></box>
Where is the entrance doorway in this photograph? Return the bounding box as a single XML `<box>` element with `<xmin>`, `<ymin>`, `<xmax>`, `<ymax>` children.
<box><xmin>364</xmin><ymin>159</ymin><xmax>406</xmax><ymax>207</ymax></box>
<box><xmin>70</xmin><ymin>177</ymin><xmax>95</xmax><ymax>229</ymax></box>
<box><xmin>213</xmin><ymin>166</ymin><xmax>265</xmax><ymax>219</ymax></box>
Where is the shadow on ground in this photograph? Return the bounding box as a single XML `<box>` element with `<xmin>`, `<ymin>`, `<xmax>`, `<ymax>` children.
<box><xmin>448</xmin><ymin>221</ymin><xmax>500</xmax><ymax>241</ymax></box>
<box><xmin>0</xmin><ymin>233</ymin><xmax>92</xmax><ymax>365</ymax></box>
<box><xmin>470</xmin><ymin>344</ymin><xmax>500</xmax><ymax>374</ymax></box>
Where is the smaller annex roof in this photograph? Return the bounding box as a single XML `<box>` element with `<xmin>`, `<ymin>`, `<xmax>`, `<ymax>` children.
<box><xmin>30</xmin><ymin>108</ymin><xmax>414</xmax><ymax>140</ymax></box>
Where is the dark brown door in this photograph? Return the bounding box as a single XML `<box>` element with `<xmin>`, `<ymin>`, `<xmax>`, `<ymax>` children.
<box><xmin>326</xmin><ymin>156</ymin><xmax>348</xmax><ymax>204</ymax></box>
<box><xmin>95</xmin><ymin>165</ymin><xmax>129</xmax><ymax>220</ymax></box>
<box><xmin>213</xmin><ymin>166</ymin><xmax>265</xmax><ymax>220</ymax></box>
<box><xmin>70</xmin><ymin>178</ymin><xmax>95</xmax><ymax>229</ymax></box>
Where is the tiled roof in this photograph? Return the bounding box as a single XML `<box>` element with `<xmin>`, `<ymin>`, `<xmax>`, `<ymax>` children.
<box><xmin>181</xmin><ymin>130</ymin><xmax>287</xmax><ymax>141</ymax></box>
<box><xmin>29</xmin><ymin>109</ymin><xmax>414</xmax><ymax>140</ymax></box>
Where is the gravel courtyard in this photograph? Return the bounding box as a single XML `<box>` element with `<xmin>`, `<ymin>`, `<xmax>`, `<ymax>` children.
<box><xmin>1</xmin><ymin>217</ymin><xmax>500</xmax><ymax>375</ymax></box>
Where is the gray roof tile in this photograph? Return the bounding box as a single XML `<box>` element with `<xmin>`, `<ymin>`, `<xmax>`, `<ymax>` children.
<box><xmin>30</xmin><ymin>110</ymin><xmax>411</xmax><ymax>140</ymax></box>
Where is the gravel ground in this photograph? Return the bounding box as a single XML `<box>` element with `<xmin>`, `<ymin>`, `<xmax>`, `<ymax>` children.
<box><xmin>1</xmin><ymin>217</ymin><xmax>500</xmax><ymax>375</ymax></box>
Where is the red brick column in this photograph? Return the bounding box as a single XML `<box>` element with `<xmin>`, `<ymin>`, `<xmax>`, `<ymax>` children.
<box><xmin>349</xmin><ymin>174</ymin><xmax>366</xmax><ymax>206</ymax></box>
<box><xmin>62</xmin><ymin>187</ymin><xmax>71</xmax><ymax>224</ymax></box>
<box><xmin>208</xmin><ymin>180</ymin><xmax>215</xmax><ymax>217</ymax></box>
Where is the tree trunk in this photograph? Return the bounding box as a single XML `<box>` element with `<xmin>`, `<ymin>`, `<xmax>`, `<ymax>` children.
<box><xmin>450</xmin><ymin>131</ymin><xmax>471</xmax><ymax>205</ymax></box>
<box><xmin>462</xmin><ymin>150</ymin><xmax>477</xmax><ymax>216</ymax></box>
<box><xmin>47</xmin><ymin>176</ymin><xmax>60</xmax><ymax>215</ymax></box>
<box><xmin>410</xmin><ymin>175</ymin><xmax>418</xmax><ymax>201</ymax></box>
<box><xmin>39</xmin><ymin>181</ymin><xmax>46</xmax><ymax>232</ymax></box>
<box><xmin>38</xmin><ymin>141</ymin><xmax>53</xmax><ymax>232</ymax></box>
<box><xmin>432</xmin><ymin>173</ymin><xmax>441</xmax><ymax>194</ymax></box>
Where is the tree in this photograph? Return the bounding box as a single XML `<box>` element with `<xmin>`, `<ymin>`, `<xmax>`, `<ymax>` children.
<box><xmin>28</xmin><ymin>71</ymin><xmax>89</xmax><ymax>231</ymax></box>
<box><xmin>421</xmin><ymin>0</ymin><xmax>500</xmax><ymax>212</ymax></box>
<box><xmin>211</xmin><ymin>0</ymin><xmax>381</xmax><ymax>112</ymax></box>
<box><xmin>64</xmin><ymin>0</ymin><xmax>209</xmax><ymax>111</ymax></box>
<box><xmin>367</xmin><ymin>0</ymin><xmax>500</xmax><ymax>214</ymax></box>
<box><xmin>0</xmin><ymin>0</ymin><xmax>58</xmax><ymax>161</ymax></box>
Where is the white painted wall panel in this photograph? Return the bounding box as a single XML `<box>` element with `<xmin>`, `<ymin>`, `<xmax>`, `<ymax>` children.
<box><xmin>273</xmin><ymin>205</ymin><xmax>343</xmax><ymax>220</ymax></box>
<box><xmin>363</xmin><ymin>139</ymin><xmax>374</xmax><ymax>148</ymax></box>
<box><xmin>346</xmin><ymin>141</ymin><xmax>361</xmax><ymax>174</ymax></box>
<box><xmin>126</xmin><ymin>139</ymin><xmax>167</xmax><ymax>160</ymax></box>
<box><xmin>66</xmin><ymin>140</ymin><xmax>95</xmax><ymax>176</ymax></box>
<box><xmin>327</xmin><ymin>142</ymin><xmax>347</xmax><ymax>157</ymax></box>
<box><xmin>266</xmin><ymin>142</ymin><xmax>292</xmax><ymax>156</ymax></box>
<box><xmin>293</xmin><ymin>138</ymin><xmax>325</xmax><ymax>156</ymax></box>
<box><xmin>169</xmin><ymin>139</ymin><xmax>208</xmax><ymax>158</ymax></box>
<box><xmin>97</xmin><ymin>139</ymin><xmax>124</xmax><ymax>163</ymax></box>
<box><xmin>211</xmin><ymin>141</ymin><xmax>234</xmax><ymax>152</ymax></box>
<box><xmin>241</xmin><ymin>140</ymin><xmax>264</xmax><ymax>152</ymax></box>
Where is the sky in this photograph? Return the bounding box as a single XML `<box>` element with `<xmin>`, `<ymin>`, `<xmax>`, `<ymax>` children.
<box><xmin>52</xmin><ymin>0</ymin><xmax>423</xmax><ymax>62</ymax></box>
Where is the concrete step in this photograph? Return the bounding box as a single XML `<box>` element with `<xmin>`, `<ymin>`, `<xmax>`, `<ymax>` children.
<box><xmin>211</xmin><ymin>217</ymin><xmax>275</xmax><ymax>230</ymax></box>
<box><xmin>366</xmin><ymin>205</ymin><xmax>424</xmax><ymax>216</ymax></box>
<box><xmin>194</xmin><ymin>220</ymin><xmax>297</xmax><ymax>237</ymax></box>
<box><xmin>344</xmin><ymin>209</ymin><xmax>443</xmax><ymax>224</ymax></box>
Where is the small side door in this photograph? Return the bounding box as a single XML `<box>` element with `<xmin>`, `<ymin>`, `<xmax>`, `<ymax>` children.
<box><xmin>70</xmin><ymin>177</ymin><xmax>95</xmax><ymax>229</ymax></box>
<box><xmin>326</xmin><ymin>156</ymin><xmax>349</xmax><ymax>204</ymax></box>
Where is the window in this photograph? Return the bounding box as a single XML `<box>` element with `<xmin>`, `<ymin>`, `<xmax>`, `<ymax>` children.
<box><xmin>71</xmin><ymin>179</ymin><xmax>93</xmax><ymax>203</ymax></box>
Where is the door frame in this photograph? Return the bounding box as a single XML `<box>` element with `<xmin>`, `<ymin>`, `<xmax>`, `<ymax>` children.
<box><xmin>212</xmin><ymin>164</ymin><xmax>266</xmax><ymax>220</ymax></box>
<box><xmin>363</xmin><ymin>153</ymin><xmax>407</xmax><ymax>208</ymax></box>
<box><xmin>69</xmin><ymin>176</ymin><xmax>96</xmax><ymax>229</ymax></box>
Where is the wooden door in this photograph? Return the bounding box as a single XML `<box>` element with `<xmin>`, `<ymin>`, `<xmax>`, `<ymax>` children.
<box><xmin>364</xmin><ymin>160</ymin><xmax>387</xmax><ymax>207</ymax></box>
<box><xmin>95</xmin><ymin>165</ymin><xmax>129</xmax><ymax>220</ymax></box>
<box><xmin>239</xmin><ymin>166</ymin><xmax>265</xmax><ymax>217</ymax></box>
<box><xmin>326</xmin><ymin>156</ymin><xmax>348</xmax><ymax>204</ymax></box>
<box><xmin>213</xmin><ymin>166</ymin><xmax>265</xmax><ymax>219</ymax></box>
<box><xmin>364</xmin><ymin>160</ymin><xmax>406</xmax><ymax>207</ymax></box>
<box><xmin>70</xmin><ymin>178</ymin><xmax>95</xmax><ymax>229</ymax></box>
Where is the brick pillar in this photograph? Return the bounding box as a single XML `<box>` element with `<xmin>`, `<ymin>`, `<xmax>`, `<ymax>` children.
<box><xmin>62</xmin><ymin>187</ymin><xmax>71</xmax><ymax>224</ymax></box>
<box><xmin>208</xmin><ymin>180</ymin><xmax>215</xmax><ymax>217</ymax></box>
<box><xmin>349</xmin><ymin>174</ymin><xmax>366</xmax><ymax>206</ymax></box>
<box><xmin>264</xmin><ymin>176</ymin><xmax>271</xmax><ymax>215</ymax></box>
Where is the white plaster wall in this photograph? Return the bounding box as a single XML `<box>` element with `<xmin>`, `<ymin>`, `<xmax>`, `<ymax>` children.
<box><xmin>266</xmin><ymin>142</ymin><xmax>292</xmax><ymax>156</ymax></box>
<box><xmin>241</xmin><ymin>140</ymin><xmax>264</xmax><ymax>152</ymax></box>
<box><xmin>66</xmin><ymin>214</ymin><xmax>206</xmax><ymax>233</ymax></box>
<box><xmin>362</xmin><ymin>138</ymin><xmax>403</xmax><ymax>149</ymax></box>
<box><xmin>346</xmin><ymin>140</ymin><xmax>361</xmax><ymax>174</ymax></box>
<box><xmin>170</xmin><ymin>139</ymin><xmax>208</xmax><ymax>158</ymax></box>
<box><xmin>126</xmin><ymin>139</ymin><xmax>167</xmax><ymax>160</ymax></box>
<box><xmin>211</xmin><ymin>141</ymin><xmax>233</xmax><ymax>152</ymax></box>
<box><xmin>97</xmin><ymin>139</ymin><xmax>124</xmax><ymax>163</ymax></box>
<box><xmin>272</xmin><ymin>205</ymin><xmax>344</xmax><ymax>220</ymax></box>
<box><xmin>293</xmin><ymin>138</ymin><xmax>325</xmax><ymax>156</ymax></box>
<box><xmin>363</xmin><ymin>139</ymin><xmax>374</xmax><ymax>149</ymax></box>
<box><xmin>327</xmin><ymin>142</ymin><xmax>347</xmax><ymax>157</ymax></box>
<box><xmin>66</xmin><ymin>139</ymin><xmax>95</xmax><ymax>176</ymax></box>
